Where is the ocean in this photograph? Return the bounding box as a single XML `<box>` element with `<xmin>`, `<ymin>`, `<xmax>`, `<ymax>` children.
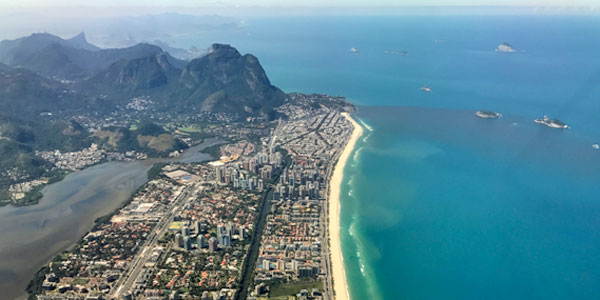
<box><xmin>154</xmin><ymin>15</ymin><xmax>600</xmax><ymax>299</ymax></box>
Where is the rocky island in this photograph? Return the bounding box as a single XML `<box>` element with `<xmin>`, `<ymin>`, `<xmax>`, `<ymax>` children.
<box><xmin>496</xmin><ymin>42</ymin><xmax>516</xmax><ymax>53</ymax></box>
<box><xmin>475</xmin><ymin>110</ymin><xmax>502</xmax><ymax>119</ymax></box>
<box><xmin>534</xmin><ymin>116</ymin><xmax>569</xmax><ymax>129</ymax></box>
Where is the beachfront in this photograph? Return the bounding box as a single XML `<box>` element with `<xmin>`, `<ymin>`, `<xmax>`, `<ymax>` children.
<box><xmin>329</xmin><ymin>112</ymin><xmax>364</xmax><ymax>300</ymax></box>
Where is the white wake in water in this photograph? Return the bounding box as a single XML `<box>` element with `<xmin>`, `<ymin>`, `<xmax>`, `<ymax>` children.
<box><xmin>359</xmin><ymin>119</ymin><xmax>374</xmax><ymax>132</ymax></box>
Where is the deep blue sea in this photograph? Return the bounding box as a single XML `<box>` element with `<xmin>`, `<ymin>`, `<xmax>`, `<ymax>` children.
<box><xmin>172</xmin><ymin>16</ymin><xmax>600</xmax><ymax>299</ymax></box>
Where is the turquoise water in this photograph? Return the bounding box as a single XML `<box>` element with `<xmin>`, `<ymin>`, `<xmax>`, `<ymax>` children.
<box><xmin>171</xmin><ymin>16</ymin><xmax>600</xmax><ymax>299</ymax></box>
<box><xmin>344</xmin><ymin>107</ymin><xmax>600</xmax><ymax>299</ymax></box>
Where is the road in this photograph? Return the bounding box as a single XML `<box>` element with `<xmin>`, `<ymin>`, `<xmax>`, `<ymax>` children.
<box><xmin>110</xmin><ymin>184</ymin><xmax>198</xmax><ymax>298</ymax></box>
<box><xmin>322</xmin><ymin>151</ymin><xmax>340</xmax><ymax>300</ymax></box>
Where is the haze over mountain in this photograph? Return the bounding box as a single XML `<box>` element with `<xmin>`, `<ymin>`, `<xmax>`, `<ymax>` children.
<box><xmin>0</xmin><ymin>32</ymin><xmax>285</xmax><ymax>119</ymax></box>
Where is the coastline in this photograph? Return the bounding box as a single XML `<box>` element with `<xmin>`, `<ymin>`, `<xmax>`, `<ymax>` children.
<box><xmin>329</xmin><ymin>112</ymin><xmax>363</xmax><ymax>300</ymax></box>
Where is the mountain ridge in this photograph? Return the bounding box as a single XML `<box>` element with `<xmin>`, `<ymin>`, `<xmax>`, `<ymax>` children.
<box><xmin>0</xmin><ymin>33</ymin><xmax>285</xmax><ymax>119</ymax></box>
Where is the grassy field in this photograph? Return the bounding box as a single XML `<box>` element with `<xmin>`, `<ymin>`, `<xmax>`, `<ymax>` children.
<box><xmin>178</xmin><ymin>125</ymin><xmax>202</xmax><ymax>133</ymax></box>
<box><xmin>269</xmin><ymin>280</ymin><xmax>324</xmax><ymax>298</ymax></box>
<box><xmin>137</xmin><ymin>134</ymin><xmax>175</xmax><ymax>152</ymax></box>
<box><xmin>72</xmin><ymin>278</ymin><xmax>89</xmax><ymax>285</ymax></box>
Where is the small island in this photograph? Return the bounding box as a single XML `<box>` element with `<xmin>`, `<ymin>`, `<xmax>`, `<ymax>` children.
<box><xmin>496</xmin><ymin>42</ymin><xmax>516</xmax><ymax>53</ymax></box>
<box><xmin>534</xmin><ymin>116</ymin><xmax>569</xmax><ymax>129</ymax></box>
<box><xmin>475</xmin><ymin>111</ymin><xmax>502</xmax><ymax>119</ymax></box>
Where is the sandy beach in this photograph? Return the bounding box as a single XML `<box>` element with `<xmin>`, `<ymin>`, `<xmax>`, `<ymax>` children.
<box><xmin>329</xmin><ymin>112</ymin><xmax>363</xmax><ymax>300</ymax></box>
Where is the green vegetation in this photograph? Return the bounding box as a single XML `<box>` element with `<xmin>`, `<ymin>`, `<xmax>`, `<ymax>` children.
<box><xmin>178</xmin><ymin>125</ymin><xmax>202</xmax><ymax>133</ymax></box>
<box><xmin>0</xmin><ymin>138</ymin><xmax>49</xmax><ymax>183</ymax></box>
<box><xmin>12</xmin><ymin>185</ymin><xmax>43</xmax><ymax>207</ymax></box>
<box><xmin>26</xmin><ymin>266</ymin><xmax>49</xmax><ymax>299</ymax></box>
<box><xmin>1</xmin><ymin>36</ymin><xmax>285</xmax><ymax>122</ymax></box>
<box><xmin>94</xmin><ymin>121</ymin><xmax>188</xmax><ymax>157</ymax></box>
<box><xmin>269</xmin><ymin>280</ymin><xmax>324</xmax><ymax>298</ymax></box>
<box><xmin>0</xmin><ymin>189</ymin><xmax>10</xmax><ymax>206</ymax></box>
<box><xmin>201</xmin><ymin>142</ymin><xmax>227</xmax><ymax>160</ymax></box>
<box><xmin>147</xmin><ymin>162</ymin><xmax>167</xmax><ymax>181</ymax></box>
<box><xmin>72</xmin><ymin>278</ymin><xmax>89</xmax><ymax>285</ymax></box>
<box><xmin>0</xmin><ymin>115</ymin><xmax>91</xmax><ymax>202</ymax></box>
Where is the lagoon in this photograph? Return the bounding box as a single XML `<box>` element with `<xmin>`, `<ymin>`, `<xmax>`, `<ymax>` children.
<box><xmin>0</xmin><ymin>139</ymin><xmax>220</xmax><ymax>300</ymax></box>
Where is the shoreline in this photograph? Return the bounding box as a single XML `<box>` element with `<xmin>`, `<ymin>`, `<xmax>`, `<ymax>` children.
<box><xmin>329</xmin><ymin>112</ymin><xmax>364</xmax><ymax>300</ymax></box>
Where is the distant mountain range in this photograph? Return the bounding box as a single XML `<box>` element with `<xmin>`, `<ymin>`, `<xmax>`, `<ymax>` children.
<box><xmin>0</xmin><ymin>32</ymin><xmax>285</xmax><ymax>119</ymax></box>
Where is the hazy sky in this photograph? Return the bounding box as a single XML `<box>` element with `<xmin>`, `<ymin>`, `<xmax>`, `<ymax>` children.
<box><xmin>1</xmin><ymin>0</ymin><xmax>599</xmax><ymax>7</ymax></box>
<box><xmin>0</xmin><ymin>0</ymin><xmax>597</xmax><ymax>18</ymax></box>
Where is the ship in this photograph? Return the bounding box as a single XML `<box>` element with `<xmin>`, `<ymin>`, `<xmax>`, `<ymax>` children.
<box><xmin>534</xmin><ymin>116</ymin><xmax>569</xmax><ymax>129</ymax></box>
<box><xmin>421</xmin><ymin>86</ymin><xmax>431</xmax><ymax>92</ymax></box>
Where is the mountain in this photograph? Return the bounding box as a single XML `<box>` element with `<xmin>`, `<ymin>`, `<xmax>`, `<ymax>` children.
<box><xmin>0</xmin><ymin>113</ymin><xmax>187</xmax><ymax>195</ymax></box>
<box><xmin>93</xmin><ymin>121</ymin><xmax>188</xmax><ymax>156</ymax></box>
<box><xmin>0</xmin><ymin>34</ymin><xmax>285</xmax><ymax>119</ymax></box>
<box><xmin>88</xmin><ymin>43</ymin><xmax>184</xmax><ymax>71</ymax></box>
<box><xmin>0</xmin><ymin>33</ymin><xmax>290</xmax><ymax>201</ymax></box>
<box><xmin>90</xmin><ymin>52</ymin><xmax>180</xmax><ymax>91</ymax></box>
<box><xmin>0</xmin><ymin>32</ymin><xmax>99</xmax><ymax>66</ymax></box>
<box><xmin>0</xmin><ymin>115</ymin><xmax>91</xmax><ymax>152</ymax></box>
<box><xmin>67</xmin><ymin>32</ymin><xmax>100</xmax><ymax>51</ymax></box>
<box><xmin>0</xmin><ymin>64</ymin><xmax>96</xmax><ymax>119</ymax></box>
<box><xmin>147</xmin><ymin>40</ymin><xmax>207</xmax><ymax>60</ymax></box>
<box><xmin>16</xmin><ymin>42</ymin><xmax>89</xmax><ymax>79</ymax></box>
<box><xmin>0</xmin><ymin>138</ymin><xmax>50</xmax><ymax>189</ymax></box>
<box><xmin>84</xmin><ymin>43</ymin><xmax>284</xmax><ymax>118</ymax></box>
<box><xmin>0</xmin><ymin>115</ymin><xmax>91</xmax><ymax>190</ymax></box>
<box><xmin>0</xmin><ymin>33</ymin><xmax>185</xmax><ymax>80</ymax></box>
<box><xmin>177</xmin><ymin>44</ymin><xmax>285</xmax><ymax>117</ymax></box>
